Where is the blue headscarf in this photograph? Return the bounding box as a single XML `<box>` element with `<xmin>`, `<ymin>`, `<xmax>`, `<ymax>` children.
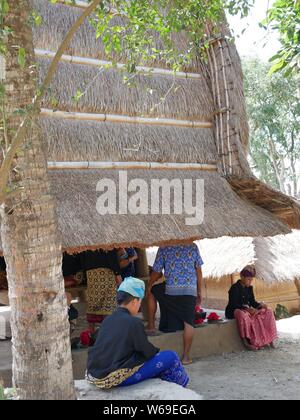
<box><xmin>118</xmin><ymin>276</ymin><xmax>145</xmax><ymax>299</ymax></box>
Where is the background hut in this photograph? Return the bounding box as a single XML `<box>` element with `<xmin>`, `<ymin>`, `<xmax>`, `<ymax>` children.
<box><xmin>1</xmin><ymin>0</ymin><xmax>300</xmax><ymax>257</ymax></box>
<box><xmin>147</xmin><ymin>231</ymin><xmax>300</xmax><ymax>314</ymax></box>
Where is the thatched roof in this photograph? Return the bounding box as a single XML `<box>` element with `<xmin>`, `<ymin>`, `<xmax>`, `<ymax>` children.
<box><xmin>45</xmin><ymin>169</ymin><xmax>291</xmax><ymax>252</ymax></box>
<box><xmin>228</xmin><ymin>176</ymin><xmax>300</xmax><ymax>229</ymax></box>
<box><xmin>146</xmin><ymin>230</ymin><xmax>300</xmax><ymax>284</ymax></box>
<box><xmin>41</xmin><ymin>117</ymin><xmax>217</xmax><ymax>164</ymax></box>
<box><xmin>1</xmin><ymin>0</ymin><xmax>295</xmax><ymax>255</ymax></box>
<box><xmin>38</xmin><ymin>58</ymin><xmax>214</xmax><ymax>121</ymax></box>
<box><xmin>254</xmin><ymin>231</ymin><xmax>300</xmax><ymax>283</ymax></box>
<box><xmin>31</xmin><ymin>0</ymin><xmax>203</xmax><ymax>72</ymax></box>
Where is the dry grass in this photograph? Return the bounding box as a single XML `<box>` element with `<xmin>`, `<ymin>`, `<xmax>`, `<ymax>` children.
<box><xmin>45</xmin><ymin>168</ymin><xmax>290</xmax><ymax>253</ymax></box>
<box><xmin>31</xmin><ymin>0</ymin><xmax>203</xmax><ymax>72</ymax></box>
<box><xmin>228</xmin><ymin>176</ymin><xmax>300</xmax><ymax>229</ymax></box>
<box><xmin>41</xmin><ymin>116</ymin><xmax>217</xmax><ymax>163</ymax></box>
<box><xmin>38</xmin><ymin>57</ymin><xmax>214</xmax><ymax>121</ymax></box>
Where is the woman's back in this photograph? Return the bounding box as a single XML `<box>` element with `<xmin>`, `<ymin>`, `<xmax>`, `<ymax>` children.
<box><xmin>87</xmin><ymin>307</ymin><xmax>158</xmax><ymax>379</ymax></box>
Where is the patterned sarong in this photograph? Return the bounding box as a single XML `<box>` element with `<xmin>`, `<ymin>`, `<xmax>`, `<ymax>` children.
<box><xmin>234</xmin><ymin>308</ymin><xmax>278</xmax><ymax>349</ymax></box>
<box><xmin>86</xmin><ymin>365</ymin><xmax>142</xmax><ymax>390</ymax></box>
<box><xmin>86</xmin><ymin>268</ymin><xmax>117</xmax><ymax>323</ymax></box>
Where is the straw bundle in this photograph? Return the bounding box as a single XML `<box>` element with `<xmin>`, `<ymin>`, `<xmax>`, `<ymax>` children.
<box><xmin>31</xmin><ymin>0</ymin><xmax>203</xmax><ymax>72</ymax></box>
<box><xmin>228</xmin><ymin>176</ymin><xmax>300</xmax><ymax>229</ymax></box>
<box><xmin>44</xmin><ymin>168</ymin><xmax>290</xmax><ymax>253</ymax></box>
<box><xmin>38</xmin><ymin>57</ymin><xmax>214</xmax><ymax>121</ymax></box>
<box><xmin>254</xmin><ymin>230</ymin><xmax>300</xmax><ymax>283</ymax></box>
<box><xmin>40</xmin><ymin>117</ymin><xmax>217</xmax><ymax>163</ymax></box>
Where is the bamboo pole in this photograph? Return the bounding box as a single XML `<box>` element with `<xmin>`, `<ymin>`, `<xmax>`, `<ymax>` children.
<box><xmin>35</xmin><ymin>49</ymin><xmax>202</xmax><ymax>80</ymax></box>
<box><xmin>47</xmin><ymin>161</ymin><xmax>218</xmax><ymax>171</ymax></box>
<box><xmin>40</xmin><ymin>108</ymin><xmax>213</xmax><ymax>129</ymax></box>
<box><xmin>57</xmin><ymin>0</ymin><xmax>96</xmax><ymax>9</ymax></box>
<box><xmin>209</xmin><ymin>45</ymin><xmax>226</xmax><ymax>173</ymax></box>
<box><xmin>218</xmin><ymin>39</ymin><xmax>233</xmax><ymax>174</ymax></box>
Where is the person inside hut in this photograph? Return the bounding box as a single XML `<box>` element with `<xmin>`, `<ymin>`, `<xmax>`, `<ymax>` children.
<box><xmin>81</xmin><ymin>249</ymin><xmax>122</xmax><ymax>332</ymax></box>
<box><xmin>225</xmin><ymin>265</ymin><xmax>278</xmax><ymax>351</ymax></box>
<box><xmin>146</xmin><ymin>244</ymin><xmax>204</xmax><ymax>365</ymax></box>
<box><xmin>86</xmin><ymin>277</ymin><xmax>189</xmax><ymax>389</ymax></box>
<box><xmin>0</xmin><ymin>257</ymin><xmax>8</xmax><ymax>291</ymax></box>
<box><xmin>117</xmin><ymin>247</ymin><xmax>138</xmax><ymax>280</ymax></box>
<box><xmin>62</xmin><ymin>252</ymin><xmax>86</xmax><ymax>288</ymax></box>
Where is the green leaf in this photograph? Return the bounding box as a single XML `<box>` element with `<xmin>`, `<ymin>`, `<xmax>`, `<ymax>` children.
<box><xmin>18</xmin><ymin>48</ymin><xmax>26</xmax><ymax>68</ymax></box>
<box><xmin>269</xmin><ymin>59</ymin><xmax>287</xmax><ymax>75</ymax></box>
<box><xmin>1</xmin><ymin>0</ymin><xmax>9</xmax><ymax>14</ymax></box>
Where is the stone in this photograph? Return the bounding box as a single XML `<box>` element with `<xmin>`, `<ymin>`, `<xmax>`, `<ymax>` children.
<box><xmin>75</xmin><ymin>379</ymin><xmax>202</xmax><ymax>401</ymax></box>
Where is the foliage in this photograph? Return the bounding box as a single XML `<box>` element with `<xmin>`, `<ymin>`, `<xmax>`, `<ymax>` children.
<box><xmin>243</xmin><ymin>57</ymin><xmax>300</xmax><ymax>195</ymax></box>
<box><xmin>0</xmin><ymin>381</ymin><xmax>15</xmax><ymax>400</ymax></box>
<box><xmin>261</xmin><ymin>0</ymin><xmax>300</xmax><ymax>76</ymax></box>
<box><xmin>275</xmin><ymin>304</ymin><xmax>290</xmax><ymax>320</ymax></box>
<box><xmin>50</xmin><ymin>0</ymin><xmax>255</xmax><ymax>74</ymax></box>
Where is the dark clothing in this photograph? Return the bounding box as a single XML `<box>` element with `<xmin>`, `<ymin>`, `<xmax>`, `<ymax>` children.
<box><xmin>0</xmin><ymin>257</ymin><xmax>6</xmax><ymax>271</ymax></box>
<box><xmin>152</xmin><ymin>282</ymin><xmax>196</xmax><ymax>332</ymax></box>
<box><xmin>87</xmin><ymin>307</ymin><xmax>159</xmax><ymax>379</ymax></box>
<box><xmin>68</xmin><ymin>304</ymin><xmax>79</xmax><ymax>322</ymax></box>
<box><xmin>62</xmin><ymin>253</ymin><xmax>82</xmax><ymax>277</ymax></box>
<box><xmin>120</xmin><ymin>248</ymin><xmax>137</xmax><ymax>280</ymax></box>
<box><xmin>225</xmin><ymin>280</ymin><xmax>261</xmax><ymax>320</ymax></box>
<box><xmin>81</xmin><ymin>250</ymin><xmax>120</xmax><ymax>275</ymax></box>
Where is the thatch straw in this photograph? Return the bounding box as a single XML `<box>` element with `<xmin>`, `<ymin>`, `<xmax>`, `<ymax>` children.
<box><xmin>42</xmin><ymin>168</ymin><xmax>290</xmax><ymax>253</ymax></box>
<box><xmin>254</xmin><ymin>230</ymin><xmax>300</xmax><ymax>283</ymax></box>
<box><xmin>146</xmin><ymin>237</ymin><xmax>255</xmax><ymax>280</ymax></box>
<box><xmin>228</xmin><ymin>175</ymin><xmax>300</xmax><ymax>229</ymax></box>
<box><xmin>31</xmin><ymin>0</ymin><xmax>203</xmax><ymax>72</ymax></box>
<box><xmin>148</xmin><ymin>230</ymin><xmax>300</xmax><ymax>284</ymax></box>
<box><xmin>38</xmin><ymin>57</ymin><xmax>214</xmax><ymax>121</ymax></box>
<box><xmin>40</xmin><ymin>117</ymin><xmax>217</xmax><ymax>163</ymax></box>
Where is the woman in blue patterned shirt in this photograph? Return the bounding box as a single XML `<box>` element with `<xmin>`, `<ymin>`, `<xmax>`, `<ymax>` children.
<box><xmin>147</xmin><ymin>244</ymin><xmax>204</xmax><ymax>365</ymax></box>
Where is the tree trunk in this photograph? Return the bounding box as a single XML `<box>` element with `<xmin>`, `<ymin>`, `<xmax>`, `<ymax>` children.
<box><xmin>0</xmin><ymin>0</ymin><xmax>75</xmax><ymax>400</ymax></box>
<box><xmin>267</xmin><ymin>137</ymin><xmax>286</xmax><ymax>194</ymax></box>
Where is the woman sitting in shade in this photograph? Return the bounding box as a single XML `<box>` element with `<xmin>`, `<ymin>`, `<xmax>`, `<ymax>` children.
<box><xmin>87</xmin><ymin>277</ymin><xmax>189</xmax><ymax>389</ymax></box>
<box><xmin>225</xmin><ymin>266</ymin><xmax>277</xmax><ymax>351</ymax></box>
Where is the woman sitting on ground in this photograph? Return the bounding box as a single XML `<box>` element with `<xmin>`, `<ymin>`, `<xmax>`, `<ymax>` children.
<box><xmin>86</xmin><ymin>277</ymin><xmax>189</xmax><ymax>389</ymax></box>
<box><xmin>225</xmin><ymin>266</ymin><xmax>277</xmax><ymax>351</ymax></box>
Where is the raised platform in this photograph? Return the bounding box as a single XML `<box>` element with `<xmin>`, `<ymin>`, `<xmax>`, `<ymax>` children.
<box><xmin>0</xmin><ymin>320</ymin><xmax>244</xmax><ymax>388</ymax></box>
<box><xmin>73</xmin><ymin>320</ymin><xmax>244</xmax><ymax>380</ymax></box>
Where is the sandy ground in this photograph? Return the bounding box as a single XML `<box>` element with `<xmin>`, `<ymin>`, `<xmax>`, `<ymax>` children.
<box><xmin>186</xmin><ymin>317</ymin><xmax>300</xmax><ymax>400</ymax></box>
<box><xmin>1</xmin><ymin>315</ymin><xmax>300</xmax><ymax>400</ymax></box>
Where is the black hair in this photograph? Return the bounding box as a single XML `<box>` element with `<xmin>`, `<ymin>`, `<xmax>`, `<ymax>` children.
<box><xmin>117</xmin><ymin>291</ymin><xmax>137</xmax><ymax>306</ymax></box>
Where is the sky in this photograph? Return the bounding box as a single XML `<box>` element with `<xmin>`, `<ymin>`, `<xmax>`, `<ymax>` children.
<box><xmin>227</xmin><ymin>0</ymin><xmax>281</xmax><ymax>61</ymax></box>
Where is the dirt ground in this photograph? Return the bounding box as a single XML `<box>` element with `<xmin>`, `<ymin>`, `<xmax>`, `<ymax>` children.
<box><xmin>186</xmin><ymin>337</ymin><xmax>300</xmax><ymax>400</ymax></box>
<box><xmin>1</xmin><ymin>314</ymin><xmax>300</xmax><ymax>400</ymax></box>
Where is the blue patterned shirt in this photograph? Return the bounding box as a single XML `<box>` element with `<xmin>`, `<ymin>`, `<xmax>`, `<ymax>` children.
<box><xmin>152</xmin><ymin>245</ymin><xmax>204</xmax><ymax>297</ymax></box>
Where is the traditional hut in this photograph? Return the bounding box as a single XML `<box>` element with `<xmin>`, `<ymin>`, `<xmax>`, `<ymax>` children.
<box><xmin>147</xmin><ymin>231</ymin><xmax>300</xmax><ymax>314</ymax></box>
<box><xmin>1</xmin><ymin>0</ymin><xmax>300</xmax><ymax>257</ymax></box>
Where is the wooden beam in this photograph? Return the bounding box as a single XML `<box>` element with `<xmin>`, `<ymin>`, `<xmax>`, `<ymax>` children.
<box><xmin>47</xmin><ymin>161</ymin><xmax>218</xmax><ymax>171</ymax></box>
<box><xmin>35</xmin><ymin>49</ymin><xmax>202</xmax><ymax>80</ymax></box>
<box><xmin>41</xmin><ymin>108</ymin><xmax>213</xmax><ymax>129</ymax></box>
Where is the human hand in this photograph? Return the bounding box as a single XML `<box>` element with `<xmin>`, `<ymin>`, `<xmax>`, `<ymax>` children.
<box><xmin>115</xmin><ymin>275</ymin><xmax>123</xmax><ymax>287</ymax></box>
<box><xmin>247</xmin><ymin>308</ymin><xmax>258</xmax><ymax>316</ymax></box>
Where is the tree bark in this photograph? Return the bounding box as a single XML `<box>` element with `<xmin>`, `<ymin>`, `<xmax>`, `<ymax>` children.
<box><xmin>0</xmin><ymin>0</ymin><xmax>76</xmax><ymax>400</ymax></box>
<box><xmin>267</xmin><ymin>136</ymin><xmax>286</xmax><ymax>194</ymax></box>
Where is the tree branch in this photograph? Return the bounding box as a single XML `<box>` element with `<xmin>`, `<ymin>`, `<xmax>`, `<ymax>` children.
<box><xmin>0</xmin><ymin>0</ymin><xmax>102</xmax><ymax>201</ymax></box>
